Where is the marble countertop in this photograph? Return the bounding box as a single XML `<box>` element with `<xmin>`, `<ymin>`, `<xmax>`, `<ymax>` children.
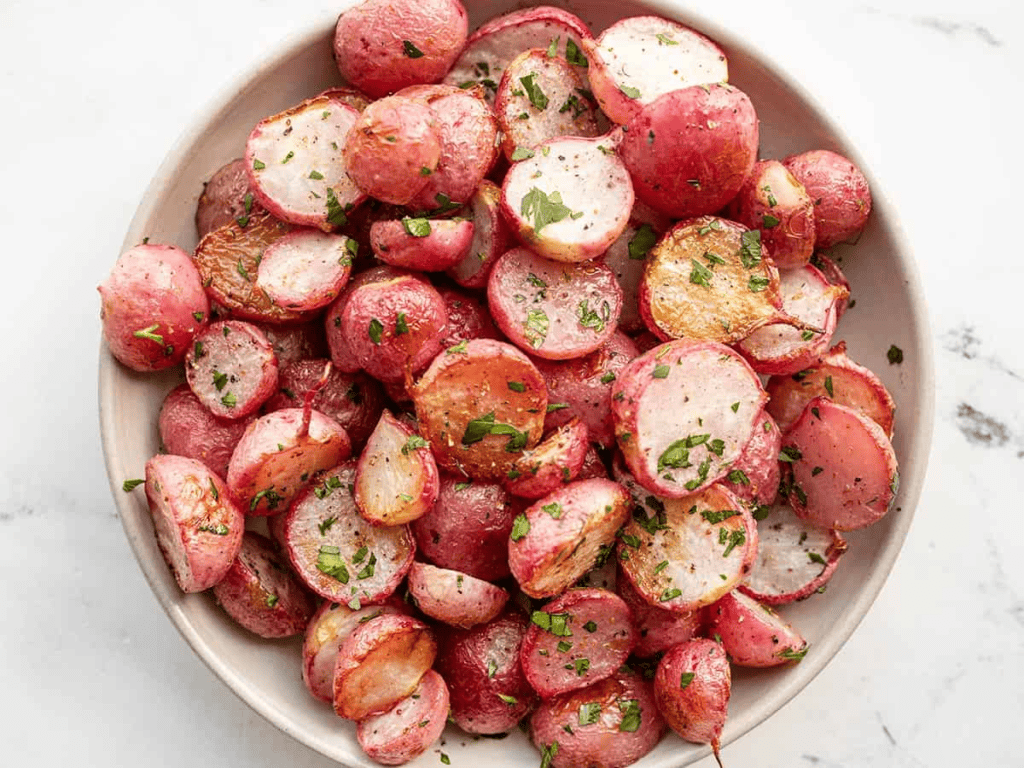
<box><xmin>2</xmin><ymin>0</ymin><xmax>1021</xmax><ymax>765</ymax></box>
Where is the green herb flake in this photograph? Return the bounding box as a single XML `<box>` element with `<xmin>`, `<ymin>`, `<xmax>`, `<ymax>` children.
<box><xmin>265</xmin><ymin>593</ymin><xmax>279</xmax><ymax>608</ymax></box>
<box><xmin>394</xmin><ymin>312</ymin><xmax>409</xmax><ymax>336</ymax></box>
<box><xmin>402</xmin><ymin>435</ymin><xmax>429</xmax><ymax>455</ymax></box>
<box><xmin>689</xmin><ymin>258</ymin><xmax>714</xmax><ymax>287</ymax></box>
<box><xmin>511</xmin><ymin>146</ymin><xmax>535</xmax><ymax>161</ymax></box>
<box><xmin>540</xmin><ymin>742</ymin><xmax>559</xmax><ymax>768</ymax></box>
<box><xmin>357</xmin><ymin>552</ymin><xmax>377</xmax><ymax>580</ymax></box>
<box><xmin>627</xmin><ymin>223</ymin><xmax>658</xmax><ymax>260</ymax></box>
<box><xmin>653</xmin><ymin>560</ymin><xmax>669</xmax><ymax>575</ymax></box>
<box><xmin>511</xmin><ymin>513</ymin><xmax>531</xmax><ymax>541</ymax></box>
<box><xmin>618</xmin><ymin>699</ymin><xmax>641</xmax><ymax>732</ymax></box>
<box><xmin>318</xmin><ymin>516</ymin><xmax>337</xmax><ymax>536</ymax></box>
<box><xmin>583</xmin><ymin>621</ymin><xmax>597</xmax><ymax>633</ymax></box>
<box><xmin>542</xmin><ymin>502</ymin><xmax>564</xmax><ymax>519</ymax></box>
<box><xmin>565</xmin><ymin>39</ymin><xmax>588</xmax><ymax>66</ymax></box>
<box><xmin>620</xmin><ymin>85</ymin><xmax>641</xmax><ymax>99</ymax></box>
<box><xmin>308</xmin><ymin>169</ymin><xmax>324</xmax><ymax>180</ymax></box>
<box><xmin>727</xmin><ymin>469</ymin><xmax>750</xmax><ymax>485</ymax></box>
<box><xmin>315</xmin><ymin>545</ymin><xmax>350</xmax><ymax>583</ymax></box>
<box><xmin>577</xmin><ymin>299</ymin><xmax>608</xmax><ymax>334</ymax></box>
<box><xmin>779</xmin><ymin>446</ymin><xmax>802</xmax><ymax>463</ymax></box>
<box><xmin>531</xmin><ymin>610</ymin><xmax>573</xmax><ymax>637</ymax></box>
<box><xmin>220</xmin><ymin>391</ymin><xmax>237</xmax><ymax>408</ymax></box>
<box><xmin>487</xmin><ymin>658</ymin><xmax>498</xmax><ymax>679</ymax></box>
<box><xmin>402</xmin><ymin>217</ymin><xmax>431</xmax><ymax>237</ymax></box>
<box><xmin>547</xmin><ymin>403</ymin><xmax>569</xmax><ymax>413</ymax></box>
<box><xmin>508</xmin><ymin>381</ymin><xmax>526</xmax><ymax>393</ymax></box>
<box><xmin>652</xmin><ymin>364</ymin><xmax>670</xmax><ymax>379</ymax></box>
<box><xmin>325</xmin><ymin>187</ymin><xmax>348</xmax><ymax>228</ymax></box>
<box><xmin>824</xmin><ymin>375</ymin><xmax>834</xmax><ymax>397</ymax></box>
<box><xmin>252</xmin><ymin>158</ymin><xmax>265</xmax><ymax>170</ymax></box>
<box><xmin>546</xmin><ymin>36</ymin><xmax>560</xmax><ymax>57</ymax></box>
<box><xmin>497</xmin><ymin>693</ymin><xmax>518</xmax><ymax>705</ymax></box>
<box><xmin>133</xmin><ymin>324</ymin><xmax>164</xmax><ymax>344</ymax></box>
<box><xmin>740</xmin><ymin>229</ymin><xmax>762</xmax><ymax>268</ymax></box>
<box><xmin>808</xmin><ymin>551</ymin><xmax>827</xmax><ymax>565</ymax></box>
<box><xmin>679</xmin><ymin>672</ymin><xmax>695</xmax><ymax>689</ymax></box>
<box><xmin>577</xmin><ymin>703</ymin><xmax>601</xmax><ymax>727</ymax></box>
<box><xmin>660</xmin><ymin>588</ymin><xmax>682</xmax><ymax>602</ymax></box>
<box><xmin>762</xmin><ymin>214</ymin><xmax>780</xmax><ymax>228</ymax></box>
<box><xmin>600</xmin><ymin>372</ymin><xmax>616</xmax><ymax>384</ymax></box>
<box><xmin>440</xmin><ymin>753</ymin><xmax>450</xmax><ymax>766</ymax></box>
<box><xmin>748</xmin><ymin>275</ymin><xmax>770</xmax><ymax>292</ymax></box>
<box><xmin>524</xmin><ymin>308</ymin><xmax>550</xmax><ymax>348</ymax></box>
<box><xmin>887</xmin><ymin>344</ymin><xmax>904</xmax><ymax>364</ymax></box>
<box><xmin>122</xmin><ymin>478</ymin><xmax>144</xmax><ymax>492</ymax></box>
<box><xmin>520</xmin><ymin>187</ymin><xmax>578</xmax><ymax>234</ymax></box>
<box><xmin>556</xmin><ymin>640</ymin><xmax>573</xmax><ymax>653</ymax></box>
<box><xmin>368</xmin><ymin>318</ymin><xmax>383</xmax><ymax>345</ymax></box>
<box><xmin>520</xmin><ymin>73</ymin><xmax>549</xmax><ymax>110</ymax></box>
<box><xmin>778</xmin><ymin>645</ymin><xmax>809</xmax><ymax>661</ymax></box>
<box><xmin>446</xmin><ymin>339</ymin><xmax>468</xmax><ymax>355</ymax></box>
<box><xmin>281</xmin><ymin>151</ymin><xmax>294</xmax><ymax>164</ymax></box>
<box><xmin>402</xmin><ymin>40</ymin><xmax>424</xmax><ymax>58</ymax></box>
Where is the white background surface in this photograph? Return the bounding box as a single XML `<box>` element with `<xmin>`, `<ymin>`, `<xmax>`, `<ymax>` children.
<box><xmin>2</xmin><ymin>0</ymin><xmax>1022</xmax><ymax>766</ymax></box>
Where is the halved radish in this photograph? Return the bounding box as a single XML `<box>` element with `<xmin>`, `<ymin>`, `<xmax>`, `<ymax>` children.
<box><xmin>158</xmin><ymin>384</ymin><xmax>253</xmax><ymax>478</ymax></box>
<box><xmin>638</xmin><ymin>216</ymin><xmax>792</xmax><ymax>346</ymax></box>
<box><xmin>446</xmin><ymin>180</ymin><xmax>509</xmax><ymax>288</ymax></box>
<box><xmin>212</xmin><ymin>531</ymin><xmax>314</xmax><ymax>638</ymax></box>
<box><xmin>494</xmin><ymin>48</ymin><xmax>599</xmax><ymax>161</ymax></box>
<box><xmin>333</xmin><ymin>612</ymin><xmax>437</xmax><ymax>720</ymax></box>
<box><xmin>508</xmin><ymin>478</ymin><xmax>631</xmax><ymax>599</ymax></box>
<box><xmin>810</xmin><ymin>253</ymin><xmax>852</xmax><ymax>318</ymax></box>
<box><xmin>617</xmin><ymin>484</ymin><xmax>758</xmax><ymax>613</ymax></box>
<box><xmin>719</xmin><ymin>410</ymin><xmax>782</xmax><ymax>508</ymax></box>
<box><xmin>582</xmin><ymin>15</ymin><xmax>728</xmax><ymax>126</ymax></box>
<box><xmin>765</xmin><ymin>341</ymin><xmax>896</xmax><ymax>437</ymax></box>
<box><xmin>255</xmin><ymin>320</ymin><xmax>329</xmax><ymax>365</ymax></box>
<box><xmin>143</xmin><ymin>454</ymin><xmax>244</xmax><ymax>593</ymax></box>
<box><xmin>736</xmin><ymin>262</ymin><xmax>847</xmax><ymax>376</ymax></box>
<box><xmin>226</xmin><ymin>396</ymin><xmax>352</xmax><ymax>515</ymax></box>
<box><xmin>435</xmin><ymin>285</ymin><xmax>502</xmax><ymax>350</ymax></box>
<box><xmin>487</xmin><ymin>247</ymin><xmax>623</xmax><ymax>359</ymax></box>
<box><xmin>195</xmin><ymin>157</ymin><xmax>261</xmax><ymax>238</ymax></box>
<box><xmin>193</xmin><ymin>211</ymin><xmax>304</xmax><ymax>324</ymax></box>
<box><xmin>740</xmin><ymin>502</ymin><xmax>846</xmax><ymax>604</ymax></box>
<box><xmin>302</xmin><ymin>599</ymin><xmax>409</xmax><ymax>703</ymax></box>
<box><xmin>255</xmin><ymin>228</ymin><xmax>355</xmax><ymax>310</ymax></box>
<box><xmin>782</xmin><ymin>397</ymin><xmax>899</xmax><ymax>531</ymax></box>
<box><xmin>316</xmin><ymin>85</ymin><xmax>372</xmax><ymax>113</ymax></box>
<box><xmin>610</xmin><ymin>339</ymin><xmax>766</xmax><ymax>498</ymax></box>
<box><xmin>410</xmin><ymin>474</ymin><xmax>521</xmax><ymax>581</ymax></box>
<box><xmin>355</xmin><ymin>410</ymin><xmax>439</xmax><ymax>526</ymax></box>
<box><xmin>406</xmin><ymin>562</ymin><xmax>509</xmax><ymax>628</ymax></box>
<box><xmin>535</xmin><ymin>331</ymin><xmax>640</xmax><ymax>448</ymax></box>
<box><xmin>529</xmin><ymin>669</ymin><xmax>665</xmax><ymax>768</ymax></box>
<box><xmin>501</xmin><ymin>136</ymin><xmax>633</xmax><ymax>263</ymax></box>
<box><xmin>410</xmin><ymin>339</ymin><xmax>547</xmax><ymax>481</ymax></box>
<box><xmin>521</xmin><ymin>588</ymin><xmax>636</xmax><ymax>697</ymax></box>
<box><xmin>600</xmin><ymin>202</ymin><xmax>673</xmax><ymax>334</ymax></box>
<box><xmin>356</xmin><ymin>669</ymin><xmax>450</xmax><ymax>766</ymax></box>
<box><xmin>185</xmin><ymin>320</ymin><xmax>278</xmax><ymax>420</ymax></box>
<box><xmin>617</xmin><ymin>566</ymin><xmax>702</xmax><ymax>658</ymax></box>
<box><xmin>369</xmin><ymin>217</ymin><xmax>474</xmax><ymax>271</ymax></box>
<box><xmin>707</xmin><ymin>590</ymin><xmax>809</xmax><ymax>667</ymax></box>
<box><xmin>653</xmin><ymin>638</ymin><xmax>729</xmax><ymax>757</ymax></box>
<box><xmin>283</xmin><ymin>461</ymin><xmax>415</xmax><ymax>606</ymax></box>
<box><xmin>782</xmin><ymin>149</ymin><xmax>872</xmax><ymax>249</ymax></box>
<box><xmin>504</xmin><ymin>418</ymin><xmax>589</xmax><ymax>499</ymax></box>
<box><xmin>245</xmin><ymin>94</ymin><xmax>365</xmax><ymax>229</ymax></box>
<box><xmin>443</xmin><ymin>5</ymin><xmax>593</xmax><ymax>102</ymax></box>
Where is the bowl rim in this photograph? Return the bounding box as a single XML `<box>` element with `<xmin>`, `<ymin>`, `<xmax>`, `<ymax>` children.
<box><xmin>99</xmin><ymin>2</ymin><xmax>936</xmax><ymax>765</ymax></box>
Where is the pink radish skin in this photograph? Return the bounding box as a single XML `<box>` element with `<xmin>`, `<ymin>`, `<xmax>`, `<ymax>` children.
<box><xmin>435</xmin><ymin>610</ymin><xmax>537</xmax><ymax>734</ymax></box>
<box><xmin>707</xmin><ymin>590</ymin><xmax>809</xmax><ymax>667</ymax></box>
<box><xmin>741</xmin><ymin>503</ymin><xmax>847</xmax><ymax>604</ymax></box>
<box><xmin>195</xmin><ymin>158</ymin><xmax>261</xmax><ymax>238</ymax></box>
<box><xmin>436</xmin><ymin>286</ymin><xmax>502</xmax><ymax>349</ymax></box>
<box><xmin>521</xmin><ymin>588</ymin><xmax>636</xmax><ymax>698</ymax></box>
<box><xmin>356</xmin><ymin>669</ymin><xmax>450</xmax><ymax>765</ymax></box>
<box><xmin>245</xmin><ymin>95</ymin><xmax>365</xmax><ymax>230</ymax></box>
<box><xmin>333</xmin><ymin>0</ymin><xmax>468</xmax><ymax>99</ymax></box>
<box><xmin>333</xmin><ymin>613</ymin><xmax>437</xmax><ymax>721</ymax></box>
<box><xmin>283</xmin><ymin>462</ymin><xmax>416</xmax><ymax>605</ymax></box>
<box><xmin>508</xmin><ymin>478</ymin><xmax>631</xmax><ymax>599</ymax></box>
<box><xmin>504</xmin><ymin>418</ymin><xmax>589</xmax><ymax>499</ymax></box>
<box><xmin>343</xmin><ymin>96</ymin><xmax>442</xmax><ymax>205</ymax></box>
<box><xmin>302</xmin><ymin>599</ymin><xmax>408</xmax><ymax>703</ymax></box>
<box><xmin>255</xmin><ymin>320</ymin><xmax>328</xmax><ymax>365</ymax></box>
<box><xmin>354</xmin><ymin>410</ymin><xmax>439</xmax><ymax>526</ymax></box>
<box><xmin>410</xmin><ymin>475</ymin><xmax>522</xmax><ymax>581</ymax></box>
<box><xmin>406</xmin><ymin>562</ymin><xmax>509</xmax><ymax>628</ymax></box>
<box><xmin>617</xmin><ymin>567</ymin><xmax>702</xmax><ymax>658</ymax></box>
<box><xmin>143</xmin><ymin>454</ymin><xmax>244</xmax><ymax>593</ymax></box>
<box><xmin>529</xmin><ymin>670</ymin><xmax>665</xmax><ymax>768</ymax></box>
<box><xmin>720</xmin><ymin>411</ymin><xmax>782</xmax><ymax>507</ymax></box>
<box><xmin>654</xmin><ymin>638</ymin><xmax>730</xmax><ymax>752</ymax></box>
<box><xmin>535</xmin><ymin>331</ymin><xmax>640</xmax><ymax>448</ymax></box>
<box><xmin>98</xmin><ymin>244</ymin><xmax>209</xmax><ymax>372</ymax></box>
<box><xmin>766</xmin><ymin>341</ymin><xmax>896</xmax><ymax>437</ymax></box>
<box><xmin>783</xmin><ymin>149</ymin><xmax>872</xmax><ymax>249</ymax></box>
<box><xmin>370</xmin><ymin>217</ymin><xmax>474</xmax><ymax>271</ymax></box>
<box><xmin>610</xmin><ymin>339</ymin><xmax>767</xmax><ymax>498</ymax></box>
<box><xmin>212</xmin><ymin>532</ymin><xmax>315</xmax><ymax>638</ymax></box>
<box><xmin>583</xmin><ymin>16</ymin><xmax>728</xmax><ymax>126</ymax></box>
<box><xmin>487</xmin><ymin>247</ymin><xmax>624</xmax><ymax>360</ymax></box>
<box><xmin>185</xmin><ymin>320</ymin><xmax>279</xmax><ymax>420</ymax></box>
<box><xmin>619</xmin><ymin>84</ymin><xmax>758</xmax><ymax>219</ymax></box>
<box><xmin>226</xmin><ymin>406</ymin><xmax>352</xmax><ymax>515</ymax></box>
<box><xmin>158</xmin><ymin>384</ymin><xmax>254</xmax><ymax>479</ymax></box>
<box><xmin>447</xmin><ymin>180</ymin><xmax>510</xmax><ymax>288</ymax></box>
<box><xmin>783</xmin><ymin>397</ymin><xmax>899</xmax><ymax>531</ymax></box>
<box><xmin>255</xmin><ymin>229</ymin><xmax>355</xmax><ymax>310</ymax></box>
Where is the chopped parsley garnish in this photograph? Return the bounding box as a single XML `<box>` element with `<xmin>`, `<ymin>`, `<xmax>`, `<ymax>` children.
<box><xmin>524</xmin><ymin>308</ymin><xmax>549</xmax><ymax>348</ymax></box>
<box><xmin>740</xmin><ymin>229</ymin><xmax>762</xmax><ymax>268</ymax></box>
<box><xmin>531</xmin><ymin>610</ymin><xmax>573</xmax><ymax>637</ymax></box>
<box><xmin>520</xmin><ymin>187</ymin><xmax>578</xmax><ymax>233</ymax></box>
<box><xmin>367</xmin><ymin>318</ymin><xmax>383</xmax><ymax>344</ymax></box>
<box><xmin>762</xmin><ymin>214</ymin><xmax>780</xmax><ymax>228</ymax></box>
<box><xmin>652</xmin><ymin>364</ymin><xmax>670</xmax><ymax>379</ymax></box>
<box><xmin>679</xmin><ymin>672</ymin><xmax>695</xmax><ymax>689</ymax></box>
<box><xmin>579</xmin><ymin>702</ymin><xmax>601</xmax><ymax>725</ymax></box>
<box><xmin>690</xmin><ymin>258</ymin><xmax>713</xmax><ymax>287</ymax></box>
<box><xmin>748</xmin><ymin>275</ymin><xmax>771</xmax><ymax>292</ymax></box>
<box><xmin>402</xmin><ymin>217</ymin><xmax>431</xmax><ymax>237</ymax></box>
<box><xmin>618</xmin><ymin>699</ymin><xmax>641</xmax><ymax>732</ymax></box>
<box><xmin>511</xmin><ymin>146</ymin><xmax>535</xmax><ymax>161</ymax></box>
<box><xmin>315</xmin><ymin>545</ymin><xmax>350</xmax><ymax>583</ymax></box>
<box><xmin>577</xmin><ymin>299</ymin><xmax>610</xmax><ymax>333</ymax></box>
<box><xmin>620</xmin><ymin>85</ymin><xmax>641</xmax><ymax>99</ymax></box>
<box><xmin>401</xmin><ymin>435</ymin><xmax>429</xmax><ymax>455</ymax></box>
<box><xmin>628</xmin><ymin>223</ymin><xmax>658</xmax><ymax>260</ymax></box>
<box><xmin>122</xmin><ymin>478</ymin><xmax>144</xmax><ymax>492</ymax></box>
<box><xmin>519</xmin><ymin>73</ymin><xmax>549</xmax><ymax>110</ymax></box>
<box><xmin>510</xmin><ymin>513</ymin><xmax>530</xmax><ymax>541</ymax></box>
<box><xmin>887</xmin><ymin>344</ymin><xmax>904</xmax><ymax>364</ymax></box>
<box><xmin>402</xmin><ymin>40</ymin><xmax>424</xmax><ymax>58</ymax></box>
<box><xmin>565</xmin><ymin>39</ymin><xmax>588</xmax><ymax>67</ymax></box>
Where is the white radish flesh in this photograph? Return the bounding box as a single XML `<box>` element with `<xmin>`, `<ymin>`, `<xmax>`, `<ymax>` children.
<box><xmin>185</xmin><ymin>320</ymin><xmax>278</xmax><ymax>420</ymax></box>
<box><xmin>255</xmin><ymin>229</ymin><xmax>355</xmax><ymax>311</ymax></box>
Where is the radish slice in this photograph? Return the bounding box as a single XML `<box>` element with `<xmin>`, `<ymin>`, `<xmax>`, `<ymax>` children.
<box><xmin>737</xmin><ymin>263</ymin><xmax>847</xmax><ymax>376</ymax></box>
<box><xmin>185</xmin><ymin>320</ymin><xmax>278</xmax><ymax>419</ymax></box>
<box><xmin>495</xmin><ymin>48</ymin><xmax>599</xmax><ymax>161</ymax></box>
<box><xmin>504</xmin><ymin>418</ymin><xmax>589</xmax><ymax>499</ymax></box>
<box><xmin>610</xmin><ymin>339</ymin><xmax>767</xmax><ymax>498</ymax></box>
<box><xmin>487</xmin><ymin>247</ymin><xmax>623</xmax><ymax>360</ymax></box>
<box><xmin>583</xmin><ymin>15</ymin><xmax>728</xmax><ymax>126</ymax></box>
<box><xmin>245</xmin><ymin>95</ymin><xmax>365</xmax><ymax>229</ymax></box>
<box><xmin>707</xmin><ymin>590</ymin><xmax>809</xmax><ymax>667</ymax></box>
<box><xmin>740</xmin><ymin>502</ymin><xmax>847</xmax><ymax>604</ymax></box>
<box><xmin>501</xmin><ymin>136</ymin><xmax>633</xmax><ymax>263</ymax></box>
<box><xmin>283</xmin><ymin>462</ymin><xmax>415</xmax><ymax>605</ymax></box>
<box><xmin>212</xmin><ymin>532</ymin><xmax>314</xmax><ymax>638</ymax></box>
<box><xmin>782</xmin><ymin>397</ymin><xmax>899</xmax><ymax>531</ymax></box>
<box><xmin>720</xmin><ymin>410</ymin><xmax>782</xmax><ymax>507</ymax></box>
<box><xmin>255</xmin><ymin>229</ymin><xmax>355</xmax><ymax>310</ymax></box>
<box><xmin>617</xmin><ymin>566</ymin><xmax>702</xmax><ymax>657</ymax></box>
<box><xmin>520</xmin><ymin>588</ymin><xmax>636</xmax><ymax>697</ymax></box>
<box><xmin>446</xmin><ymin>180</ymin><xmax>509</xmax><ymax>288</ymax></box>
<box><xmin>406</xmin><ymin>562</ymin><xmax>509</xmax><ymax>628</ymax></box>
<box><xmin>356</xmin><ymin>669</ymin><xmax>450</xmax><ymax>766</ymax></box>
<box><xmin>354</xmin><ymin>410</ymin><xmax>439</xmax><ymax>526</ymax></box>
<box><xmin>617</xmin><ymin>484</ymin><xmax>758</xmax><ymax>613</ymax></box>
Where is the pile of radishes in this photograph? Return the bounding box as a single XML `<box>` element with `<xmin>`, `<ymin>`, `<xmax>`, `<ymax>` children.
<box><xmin>99</xmin><ymin>2</ymin><xmax>899</xmax><ymax>766</ymax></box>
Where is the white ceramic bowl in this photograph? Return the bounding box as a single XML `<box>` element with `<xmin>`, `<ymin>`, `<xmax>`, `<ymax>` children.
<box><xmin>99</xmin><ymin>1</ymin><xmax>934</xmax><ymax>766</ymax></box>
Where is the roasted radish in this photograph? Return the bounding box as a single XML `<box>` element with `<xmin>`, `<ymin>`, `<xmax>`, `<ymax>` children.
<box><xmin>158</xmin><ymin>384</ymin><xmax>253</xmax><ymax>478</ymax></box>
<box><xmin>653</xmin><ymin>638</ymin><xmax>730</xmax><ymax>757</ymax></box>
<box><xmin>255</xmin><ymin>228</ymin><xmax>355</xmax><ymax>310</ymax></box>
<box><xmin>504</xmin><ymin>418</ymin><xmax>589</xmax><ymax>499</ymax></box>
<box><xmin>356</xmin><ymin>669</ymin><xmax>450</xmax><ymax>765</ymax></box>
<box><xmin>185</xmin><ymin>320</ymin><xmax>278</xmax><ymax>420</ymax></box>
<box><xmin>783</xmin><ymin>149</ymin><xmax>872</xmax><ymax>249</ymax></box>
<box><xmin>406</xmin><ymin>562</ymin><xmax>509</xmax><ymax>628</ymax></box>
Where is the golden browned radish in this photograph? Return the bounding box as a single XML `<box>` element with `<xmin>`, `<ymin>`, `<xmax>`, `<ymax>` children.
<box><xmin>508</xmin><ymin>478</ymin><xmax>631</xmax><ymax>599</ymax></box>
<box><xmin>333</xmin><ymin>612</ymin><xmax>437</xmax><ymax>720</ymax></box>
<box><xmin>639</xmin><ymin>216</ymin><xmax>795</xmax><ymax>345</ymax></box>
<box><xmin>617</xmin><ymin>484</ymin><xmax>758</xmax><ymax>613</ymax></box>
<box><xmin>411</xmin><ymin>339</ymin><xmax>547</xmax><ymax>480</ymax></box>
<box><xmin>653</xmin><ymin>638</ymin><xmax>730</xmax><ymax>760</ymax></box>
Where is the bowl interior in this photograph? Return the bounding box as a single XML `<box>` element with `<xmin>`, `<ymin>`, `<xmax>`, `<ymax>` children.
<box><xmin>99</xmin><ymin>1</ymin><xmax>934</xmax><ymax>766</ymax></box>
